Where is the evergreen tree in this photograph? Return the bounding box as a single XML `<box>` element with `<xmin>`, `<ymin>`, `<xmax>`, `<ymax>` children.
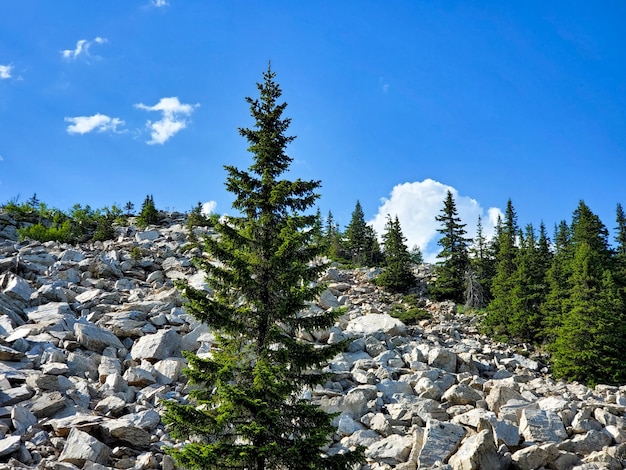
<box><xmin>483</xmin><ymin>199</ymin><xmax>519</xmax><ymax>339</ymax></box>
<box><xmin>614</xmin><ymin>203</ymin><xmax>626</xmax><ymax>286</ymax></box>
<box><xmin>507</xmin><ymin>224</ymin><xmax>551</xmax><ymax>342</ymax></box>
<box><xmin>551</xmin><ymin>201</ymin><xmax>626</xmax><ymax>384</ymax></box>
<box><xmin>432</xmin><ymin>190</ymin><xmax>470</xmax><ymax>303</ymax></box>
<box><xmin>376</xmin><ymin>215</ymin><xmax>415</xmax><ymax>293</ymax></box>
<box><xmin>324</xmin><ymin>210</ymin><xmax>344</xmax><ymax>261</ymax></box>
<box><xmin>409</xmin><ymin>244</ymin><xmax>424</xmax><ymax>265</ymax></box>
<box><xmin>137</xmin><ymin>194</ymin><xmax>159</xmax><ymax>228</ymax></box>
<box><xmin>162</xmin><ymin>67</ymin><xmax>363</xmax><ymax>469</ymax></box>
<box><xmin>344</xmin><ymin>201</ymin><xmax>380</xmax><ymax>266</ymax></box>
<box><xmin>469</xmin><ymin>215</ymin><xmax>495</xmax><ymax>305</ymax></box>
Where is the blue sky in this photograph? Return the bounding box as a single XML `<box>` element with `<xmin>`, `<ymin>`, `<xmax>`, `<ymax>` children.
<box><xmin>1</xmin><ymin>1</ymin><xmax>625</xmax><ymax>260</ymax></box>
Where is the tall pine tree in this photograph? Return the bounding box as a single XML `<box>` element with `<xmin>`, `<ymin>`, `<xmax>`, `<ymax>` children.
<box><xmin>377</xmin><ymin>215</ymin><xmax>415</xmax><ymax>293</ymax></box>
<box><xmin>344</xmin><ymin>200</ymin><xmax>381</xmax><ymax>266</ymax></box>
<box><xmin>163</xmin><ymin>66</ymin><xmax>363</xmax><ymax>469</ymax></box>
<box><xmin>432</xmin><ymin>190</ymin><xmax>470</xmax><ymax>303</ymax></box>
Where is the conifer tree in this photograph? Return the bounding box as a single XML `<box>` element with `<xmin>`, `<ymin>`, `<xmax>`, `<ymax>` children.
<box><xmin>344</xmin><ymin>201</ymin><xmax>381</xmax><ymax>266</ymax></box>
<box><xmin>483</xmin><ymin>199</ymin><xmax>519</xmax><ymax>339</ymax></box>
<box><xmin>469</xmin><ymin>215</ymin><xmax>495</xmax><ymax>304</ymax></box>
<box><xmin>432</xmin><ymin>190</ymin><xmax>470</xmax><ymax>303</ymax></box>
<box><xmin>377</xmin><ymin>215</ymin><xmax>415</xmax><ymax>293</ymax></box>
<box><xmin>324</xmin><ymin>210</ymin><xmax>344</xmax><ymax>261</ymax></box>
<box><xmin>137</xmin><ymin>194</ymin><xmax>159</xmax><ymax>228</ymax></box>
<box><xmin>614</xmin><ymin>203</ymin><xmax>626</xmax><ymax>286</ymax></box>
<box><xmin>551</xmin><ymin>201</ymin><xmax>626</xmax><ymax>384</ymax></box>
<box><xmin>163</xmin><ymin>66</ymin><xmax>363</xmax><ymax>469</ymax></box>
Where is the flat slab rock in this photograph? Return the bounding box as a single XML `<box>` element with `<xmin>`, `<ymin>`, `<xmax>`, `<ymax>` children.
<box><xmin>345</xmin><ymin>313</ymin><xmax>407</xmax><ymax>337</ymax></box>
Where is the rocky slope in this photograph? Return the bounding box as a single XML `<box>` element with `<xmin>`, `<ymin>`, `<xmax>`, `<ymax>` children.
<box><xmin>0</xmin><ymin>212</ymin><xmax>625</xmax><ymax>469</ymax></box>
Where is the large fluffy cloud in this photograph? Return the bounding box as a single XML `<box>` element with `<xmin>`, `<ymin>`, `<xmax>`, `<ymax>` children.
<box><xmin>0</xmin><ymin>64</ymin><xmax>12</xmax><ymax>79</ymax></box>
<box><xmin>135</xmin><ymin>97</ymin><xmax>199</xmax><ymax>145</ymax></box>
<box><xmin>61</xmin><ymin>37</ymin><xmax>107</xmax><ymax>61</ymax></box>
<box><xmin>65</xmin><ymin>113</ymin><xmax>125</xmax><ymax>134</ymax></box>
<box><xmin>369</xmin><ymin>179</ymin><xmax>503</xmax><ymax>263</ymax></box>
<box><xmin>202</xmin><ymin>201</ymin><xmax>217</xmax><ymax>216</ymax></box>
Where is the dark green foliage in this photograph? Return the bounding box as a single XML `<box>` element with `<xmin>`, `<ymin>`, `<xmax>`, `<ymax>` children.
<box><xmin>344</xmin><ymin>200</ymin><xmax>381</xmax><ymax>266</ymax></box>
<box><xmin>483</xmin><ymin>199</ymin><xmax>519</xmax><ymax>338</ymax></box>
<box><xmin>162</xmin><ymin>66</ymin><xmax>363</xmax><ymax>469</ymax></box>
<box><xmin>137</xmin><ymin>195</ymin><xmax>159</xmax><ymax>228</ymax></box>
<box><xmin>390</xmin><ymin>294</ymin><xmax>430</xmax><ymax>324</ymax></box>
<box><xmin>124</xmin><ymin>201</ymin><xmax>135</xmax><ymax>216</ymax></box>
<box><xmin>186</xmin><ymin>202</ymin><xmax>211</xmax><ymax>230</ymax></box>
<box><xmin>376</xmin><ymin>215</ymin><xmax>415</xmax><ymax>293</ymax></box>
<box><xmin>469</xmin><ymin>215</ymin><xmax>495</xmax><ymax>304</ymax></box>
<box><xmin>409</xmin><ymin>244</ymin><xmax>423</xmax><ymax>265</ymax></box>
<box><xmin>550</xmin><ymin>201</ymin><xmax>626</xmax><ymax>385</ymax></box>
<box><xmin>432</xmin><ymin>191</ymin><xmax>470</xmax><ymax>303</ymax></box>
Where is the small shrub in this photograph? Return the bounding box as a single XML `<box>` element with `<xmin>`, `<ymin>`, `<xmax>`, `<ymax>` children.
<box><xmin>390</xmin><ymin>304</ymin><xmax>430</xmax><ymax>325</ymax></box>
<box><xmin>130</xmin><ymin>246</ymin><xmax>143</xmax><ymax>261</ymax></box>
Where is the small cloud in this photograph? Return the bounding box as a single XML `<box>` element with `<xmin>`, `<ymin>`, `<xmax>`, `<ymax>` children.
<box><xmin>202</xmin><ymin>201</ymin><xmax>217</xmax><ymax>216</ymax></box>
<box><xmin>65</xmin><ymin>113</ymin><xmax>125</xmax><ymax>134</ymax></box>
<box><xmin>0</xmin><ymin>64</ymin><xmax>13</xmax><ymax>79</ymax></box>
<box><xmin>0</xmin><ymin>155</ymin><xmax>4</xmax><ymax>161</ymax></box>
<box><xmin>369</xmin><ymin>179</ymin><xmax>503</xmax><ymax>263</ymax></box>
<box><xmin>135</xmin><ymin>97</ymin><xmax>199</xmax><ymax>145</ymax></box>
<box><xmin>152</xmin><ymin>0</ymin><xmax>169</xmax><ymax>6</ymax></box>
<box><xmin>61</xmin><ymin>37</ymin><xmax>108</xmax><ymax>61</ymax></box>
<box><xmin>379</xmin><ymin>77</ymin><xmax>389</xmax><ymax>93</ymax></box>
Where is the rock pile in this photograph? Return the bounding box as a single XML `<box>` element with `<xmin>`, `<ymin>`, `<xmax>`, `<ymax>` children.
<box><xmin>0</xmin><ymin>213</ymin><xmax>625</xmax><ymax>469</ymax></box>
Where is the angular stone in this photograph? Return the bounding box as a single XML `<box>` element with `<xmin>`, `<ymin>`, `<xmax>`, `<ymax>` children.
<box><xmin>11</xmin><ymin>405</ymin><xmax>37</xmax><ymax>433</ymax></box>
<box><xmin>366</xmin><ymin>433</ymin><xmax>413</xmax><ymax>466</ymax></box>
<box><xmin>0</xmin><ymin>385</ymin><xmax>35</xmax><ymax>406</ymax></box>
<box><xmin>486</xmin><ymin>384</ymin><xmax>525</xmax><ymax>414</ymax></box>
<box><xmin>123</xmin><ymin>366</ymin><xmax>156</xmax><ymax>387</ymax></box>
<box><xmin>130</xmin><ymin>328</ymin><xmax>181</xmax><ymax>361</ymax></box>
<box><xmin>345</xmin><ymin>314</ymin><xmax>407</xmax><ymax>337</ymax></box>
<box><xmin>442</xmin><ymin>383</ymin><xmax>483</xmax><ymax>405</ymax></box>
<box><xmin>59</xmin><ymin>427</ymin><xmax>110</xmax><ymax>466</ymax></box>
<box><xmin>99</xmin><ymin>418</ymin><xmax>151</xmax><ymax>449</ymax></box>
<box><xmin>558</xmin><ymin>430</ymin><xmax>612</xmax><ymax>454</ymax></box>
<box><xmin>0</xmin><ymin>435</ymin><xmax>21</xmax><ymax>457</ymax></box>
<box><xmin>0</xmin><ymin>344</ymin><xmax>25</xmax><ymax>361</ymax></box>
<box><xmin>519</xmin><ymin>407</ymin><xmax>567</xmax><ymax>444</ymax></box>
<box><xmin>28</xmin><ymin>391</ymin><xmax>67</xmax><ymax>418</ymax></box>
<box><xmin>428</xmin><ymin>347</ymin><xmax>457</xmax><ymax>373</ymax></box>
<box><xmin>1</xmin><ymin>273</ymin><xmax>33</xmax><ymax>304</ymax></box>
<box><xmin>448</xmin><ymin>429</ymin><xmax>500</xmax><ymax>470</ymax></box>
<box><xmin>511</xmin><ymin>443</ymin><xmax>559</xmax><ymax>470</ymax></box>
<box><xmin>74</xmin><ymin>322</ymin><xmax>125</xmax><ymax>353</ymax></box>
<box><xmin>120</xmin><ymin>409</ymin><xmax>161</xmax><ymax>431</ymax></box>
<box><xmin>418</xmin><ymin>418</ymin><xmax>466</xmax><ymax>468</ymax></box>
<box><xmin>94</xmin><ymin>395</ymin><xmax>127</xmax><ymax>416</ymax></box>
<box><xmin>153</xmin><ymin>357</ymin><xmax>186</xmax><ymax>384</ymax></box>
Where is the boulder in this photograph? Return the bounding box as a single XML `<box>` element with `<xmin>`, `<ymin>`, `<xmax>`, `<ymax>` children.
<box><xmin>418</xmin><ymin>418</ymin><xmax>466</xmax><ymax>468</ymax></box>
<box><xmin>345</xmin><ymin>313</ymin><xmax>407</xmax><ymax>337</ymax></box>
<box><xmin>519</xmin><ymin>407</ymin><xmax>567</xmax><ymax>443</ymax></box>
<box><xmin>130</xmin><ymin>328</ymin><xmax>181</xmax><ymax>361</ymax></box>
<box><xmin>448</xmin><ymin>429</ymin><xmax>501</xmax><ymax>470</ymax></box>
<box><xmin>59</xmin><ymin>427</ymin><xmax>110</xmax><ymax>466</ymax></box>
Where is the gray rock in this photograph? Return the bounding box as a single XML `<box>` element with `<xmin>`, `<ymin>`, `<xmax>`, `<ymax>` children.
<box><xmin>345</xmin><ymin>313</ymin><xmax>407</xmax><ymax>337</ymax></box>
<box><xmin>428</xmin><ymin>348</ymin><xmax>457</xmax><ymax>373</ymax></box>
<box><xmin>441</xmin><ymin>383</ymin><xmax>483</xmax><ymax>406</ymax></box>
<box><xmin>11</xmin><ymin>405</ymin><xmax>37</xmax><ymax>433</ymax></box>
<box><xmin>59</xmin><ymin>427</ymin><xmax>110</xmax><ymax>466</ymax></box>
<box><xmin>130</xmin><ymin>328</ymin><xmax>181</xmax><ymax>361</ymax></box>
<box><xmin>0</xmin><ymin>435</ymin><xmax>21</xmax><ymax>457</ymax></box>
<box><xmin>99</xmin><ymin>418</ymin><xmax>151</xmax><ymax>449</ymax></box>
<box><xmin>74</xmin><ymin>323</ymin><xmax>124</xmax><ymax>353</ymax></box>
<box><xmin>511</xmin><ymin>443</ymin><xmax>559</xmax><ymax>470</ymax></box>
<box><xmin>366</xmin><ymin>433</ymin><xmax>413</xmax><ymax>466</ymax></box>
<box><xmin>153</xmin><ymin>357</ymin><xmax>186</xmax><ymax>384</ymax></box>
<box><xmin>519</xmin><ymin>407</ymin><xmax>567</xmax><ymax>443</ymax></box>
<box><xmin>448</xmin><ymin>429</ymin><xmax>501</xmax><ymax>470</ymax></box>
<box><xmin>28</xmin><ymin>391</ymin><xmax>67</xmax><ymax>418</ymax></box>
<box><xmin>558</xmin><ymin>430</ymin><xmax>613</xmax><ymax>455</ymax></box>
<box><xmin>0</xmin><ymin>386</ymin><xmax>35</xmax><ymax>406</ymax></box>
<box><xmin>418</xmin><ymin>419</ymin><xmax>466</xmax><ymax>468</ymax></box>
<box><xmin>0</xmin><ymin>273</ymin><xmax>33</xmax><ymax>304</ymax></box>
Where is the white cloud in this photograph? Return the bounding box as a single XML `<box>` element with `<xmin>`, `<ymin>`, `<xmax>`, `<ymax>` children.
<box><xmin>0</xmin><ymin>64</ymin><xmax>12</xmax><ymax>79</ymax></box>
<box><xmin>369</xmin><ymin>179</ymin><xmax>503</xmax><ymax>263</ymax></box>
<box><xmin>135</xmin><ymin>97</ymin><xmax>199</xmax><ymax>144</ymax></box>
<box><xmin>202</xmin><ymin>201</ymin><xmax>217</xmax><ymax>216</ymax></box>
<box><xmin>65</xmin><ymin>113</ymin><xmax>125</xmax><ymax>134</ymax></box>
<box><xmin>152</xmin><ymin>0</ymin><xmax>169</xmax><ymax>6</ymax></box>
<box><xmin>61</xmin><ymin>37</ymin><xmax>108</xmax><ymax>61</ymax></box>
<box><xmin>0</xmin><ymin>155</ymin><xmax>4</xmax><ymax>161</ymax></box>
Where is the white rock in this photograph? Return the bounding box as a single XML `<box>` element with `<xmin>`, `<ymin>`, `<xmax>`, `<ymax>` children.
<box><xmin>59</xmin><ymin>427</ymin><xmax>110</xmax><ymax>466</ymax></box>
<box><xmin>345</xmin><ymin>314</ymin><xmax>407</xmax><ymax>337</ymax></box>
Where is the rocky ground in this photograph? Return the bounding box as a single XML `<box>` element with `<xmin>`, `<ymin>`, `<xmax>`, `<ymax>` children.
<box><xmin>0</xmin><ymin>212</ymin><xmax>625</xmax><ymax>469</ymax></box>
